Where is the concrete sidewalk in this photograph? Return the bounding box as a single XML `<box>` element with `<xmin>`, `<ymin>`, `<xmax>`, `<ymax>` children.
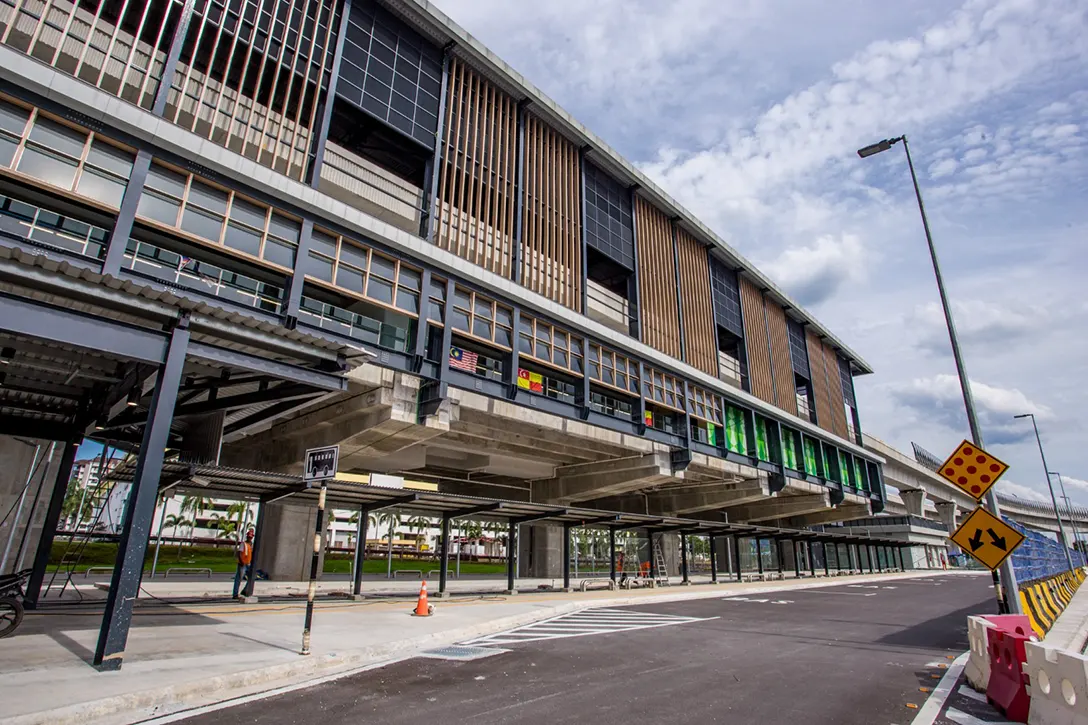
<box><xmin>1</xmin><ymin>570</ymin><xmax>975</xmax><ymax>725</ymax></box>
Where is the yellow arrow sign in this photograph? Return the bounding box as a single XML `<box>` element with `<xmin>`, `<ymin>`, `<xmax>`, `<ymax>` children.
<box><xmin>937</xmin><ymin>440</ymin><xmax>1009</xmax><ymax>501</ymax></box>
<box><xmin>950</xmin><ymin>506</ymin><xmax>1025</xmax><ymax>571</ymax></box>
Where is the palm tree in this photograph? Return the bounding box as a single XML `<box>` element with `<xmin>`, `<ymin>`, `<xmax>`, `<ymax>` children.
<box><xmin>180</xmin><ymin>496</ymin><xmax>213</xmax><ymax>547</ymax></box>
<box><xmin>376</xmin><ymin>511</ymin><xmax>401</xmax><ymax>577</ymax></box>
<box><xmin>406</xmin><ymin>516</ymin><xmax>429</xmax><ymax>551</ymax></box>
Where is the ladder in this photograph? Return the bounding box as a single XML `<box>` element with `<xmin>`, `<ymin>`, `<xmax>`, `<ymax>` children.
<box><xmin>652</xmin><ymin>535</ymin><xmax>670</xmax><ymax>586</ymax></box>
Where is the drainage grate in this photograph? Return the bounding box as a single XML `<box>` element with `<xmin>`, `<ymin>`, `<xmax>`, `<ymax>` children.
<box><xmin>418</xmin><ymin>645</ymin><xmax>508</xmax><ymax>661</ymax></box>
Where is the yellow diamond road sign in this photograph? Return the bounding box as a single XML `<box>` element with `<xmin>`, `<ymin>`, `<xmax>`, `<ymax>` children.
<box><xmin>950</xmin><ymin>506</ymin><xmax>1025</xmax><ymax>572</ymax></box>
<box><xmin>938</xmin><ymin>440</ymin><xmax>1009</xmax><ymax>501</ymax></box>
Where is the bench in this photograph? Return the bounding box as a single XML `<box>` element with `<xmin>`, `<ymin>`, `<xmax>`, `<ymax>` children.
<box><xmin>83</xmin><ymin>567</ymin><xmax>113</xmax><ymax>577</ymax></box>
<box><xmin>393</xmin><ymin>569</ymin><xmax>422</xmax><ymax>579</ymax></box>
<box><xmin>579</xmin><ymin>578</ymin><xmax>616</xmax><ymax>592</ymax></box>
<box><xmin>164</xmin><ymin>567</ymin><xmax>213</xmax><ymax>578</ymax></box>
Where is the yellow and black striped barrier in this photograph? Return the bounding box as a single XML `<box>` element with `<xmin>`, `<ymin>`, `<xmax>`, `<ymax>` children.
<box><xmin>1018</xmin><ymin>567</ymin><xmax>1087</xmax><ymax>638</ymax></box>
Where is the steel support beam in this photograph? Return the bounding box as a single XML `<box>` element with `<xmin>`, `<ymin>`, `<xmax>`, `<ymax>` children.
<box><xmin>94</xmin><ymin>316</ymin><xmax>190</xmax><ymax>670</ymax></box>
<box><xmin>756</xmin><ymin>539</ymin><xmax>764</xmax><ymax>575</ymax></box>
<box><xmin>734</xmin><ymin>535</ymin><xmax>743</xmax><ymax>581</ymax></box>
<box><xmin>823</xmin><ymin>542</ymin><xmax>830</xmax><ymax>576</ymax></box>
<box><xmin>439</xmin><ymin>514</ymin><xmax>451</xmax><ymax>595</ymax></box>
<box><xmin>187</xmin><ymin>341</ymin><xmax>346</xmax><ymax>392</ymax></box>
<box><xmin>23</xmin><ymin>441</ymin><xmax>76</xmax><ymax>608</ymax></box>
<box><xmin>680</xmin><ymin>532</ymin><xmax>690</xmax><ymax>584</ymax></box>
<box><xmin>709</xmin><ymin>535</ymin><xmax>718</xmax><ymax>583</ymax></box>
<box><xmin>283</xmin><ymin>219</ymin><xmax>315</xmax><ymax>326</ymax></box>
<box><xmin>102</xmin><ymin>150</ymin><xmax>152</xmax><ymax>276</ymax></box>
<box><xmin>421</xmin><ymin>45</ymin><xmax>451</xmax><ymax>239</ymax></box>
<box><xmin>808</xmin><ymin>540</ymin><xmax>816</xmax><ymax>577</ymax></box>
<box><xmin>308</xmin><ymin>0</ymin><xmax>351</xmax><ymax>188</ymax></box>
<box><xmin>793</xmin><ymin>540</ymin><xmax>801</xmax><ymax>578</ymax></box>
<box><xmin>563</xmin><ymin>522</ymin><xmax>572</xmax><ymax>590</ymax></box>
<box><xmin>352</xmin><ymin>506</ymin><xmax>368</xmax><ymax>596</ymax></box>
<box><xmin>609</xmin><ymin>527</ymin><xmax>617</xmax><ymax>583</ymax></box>
<box><xmin>506</xmin><ymin>521</ymin><xmax>517</xmax><ymax>594</ymax></box>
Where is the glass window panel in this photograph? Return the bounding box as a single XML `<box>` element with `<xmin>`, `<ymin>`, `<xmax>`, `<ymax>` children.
<box><xmin>519</xmin><ymin>333</ymin><xmax>532</xmax><ymax>354</ymax></box>
<box><xmin>429</xmin><ymin>277</ymin><xmax>445</xmax><ymax>299</ymax></box>
<box><xmin>494</xmin><ymin>326</ymin><xmax>511</xmax><ymax>348</ymax></box>
<box><xmin>495</xmin><ymin>305</ymin><xmax>511</xmax><ymax>327</ymax></box>
<box><xmin>28</xmin><ymin>117</ymin><xmax>86</xmax><ymax>159</ymax></box>
<box><xmin>473</xmin><ymin>318</ymin><xmax>492</xmax><ymax>340</ymax></box>
<box><xmin>450</xmin><ymin>309</ymin><xmax>469</xmax><ymax>331</ymax></box>
<box><xmin>187</xmin><ymin>181</ymin><xmax>229</xmax><ymax>214</ymax></box>
<box><xmin>146</xmin><ymin>165</ymin><xmax>187</xmax><ymax>197</ymax></box>
<box><xmin>555</xmin><ymin>350</ymin><xmax>568</xmax><ymax>368</ymax></box>
<box><xmin>453</xmin><ymin>288</ymin><xmax>471</xmax><ymax>310</ymax></box>
<box><xmin>535</xmin><ymin>341</ymin><xmax>549</xmax><ymax>359</ymax></box>
<box><xmin>398</xmin><ymin>266</ymin><xmax>420</xmax><ymax>291</ymax></box>
<box><xmin>428</xmin><ymin>300</ymin><xmax>444</xmax><ymax>322</ymax></box>
<box><xmin>336</xmin><ymin>265</ymin><xmax>364</xmax><ymax>292</ymax></box>
<box><xmin>230</xmin><ymin>196</ymin><xmax>267</xmax><ymax>228</ymax></box>
<box><xmin>0</xmin><ymin>101</ymin><xmax>30</xmax><ymax>135</ymax></box>
<box><xmin>367</xmin><ymin>276</ymin><xmax>394</xmax><ymax>303</ymax></box>
<box><xmin>262</xmin><ymin>235</ymin><xmax>296</xmax><ymax>267</ymax></box>
<box><xmin>602</xmin><ymin>368</ymin><xmax>613</xmax><ymax>386</ymax></box>
<box><xmin>571</xmin><ymin>355</ymin><xmax>583</xmax><ymax>374</ymax></box>
<box><xmin>307</xmin><ymin>253</ymin><xmax>333</xmax><ymax>281</ymax></box>
<box><xmin>554</xmin><ymin>332</ymin><xmax>567</xmax><ymax>350</ymax></box>
<box><xmin>310</xmin><ymin>229</ymin><xmax>338</xmax><ymax>257</ymax></box>
<box><xmin>518</xmin><ymin>316</ymin><xmax>532</xmax><ymax>335</ymax></box>
<box><xmin>629</xmin><ymin>377</ymin><xmax>639</xmax><ymax>393</ymax></box>
<box><xmin>75</xmin><ymin>169</ymin><xmax>126</xmax><ymax>207</ymax></box>
<box><xmin>0</xmin><ymin>135</ymin><xmax>17</xmax><ymax>167</ymax></box>
<box><xmin>17</xmin><ymin>146</ymin><xmax>78</xmax><ymax>188</ymax></box>
<box><xmin>267</xmin><ymin>213</ymin><xmax>300</xmax><ymax>244</ymax></box>
<box><xmin>370</xmin><ymin>254</ymin><xmax>396</xmax><ymax>280</ymax></box>
<box><xmin>588</xmin><ymin>346</ymin><xmax>599</xmax><ymax>363</ymax></box>
<box><xmin>136</xmin><ymin>189</ymin><xmax>181</xmax><ymax>225</ymax></box>
<box><xmin>616</xmin><ymin>372</ymin><xmax>626</xmax><ymax>389</ymax></box>
<box><xmin>338</xmin><ymin>240</ymin><xmax>368</xmax><ymax>269</ymax></box>
<box><xmin>570</xmin><ymin>338</ymin><xmax>582</xmax><ymax>357</ymax></box>
<box><xmin>536</xmin><ymin>326</ymin><xmax>551</xmax><ymax>343</ymax></box>
<box><xmin>182</xmin><ymin>207</ymin><xmax>225</xmax><ymax>242</ymax></box>
<box><xmin>395</xmin><ymin>288</ymin><xmax>418</xmax><ymax>314</ymax></box>
<box><xmin>474</xmin><ymin>297</ymin><xmax>492</xmax><ymax>319</ymax></box>
<box><xmin>85</xmin><ymin>141</ymin><xmax>134</xmax><ymax>178</ymax></box>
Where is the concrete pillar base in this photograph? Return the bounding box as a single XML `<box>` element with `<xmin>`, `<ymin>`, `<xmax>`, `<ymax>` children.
<box><xmin>680</xmin><ymin>581</ymin><xmax>692</xmax><ymax>587</ymax></box>
<box><xmin>434</xmin><ymin>592</ymin><xmax>452</xmax><ymax>599</ymax></box>
<box><xmin>503</xmin><ymin>589</ymin><xmax>518</xmax><ymax>596</ymax></box>
<box><xmin>351</xmin><ymin>594</ymin><xmax>366</xmax><ymax>601</ymax></box>
<box><xmin>561</xmin><ymin>587</ymin><xmax>574</xmax><ymax>593</ymax></box>
<box><xmin>237</xmin><ymin>596</ymin><xmax>259</xmax><ymax>604</ymax></box>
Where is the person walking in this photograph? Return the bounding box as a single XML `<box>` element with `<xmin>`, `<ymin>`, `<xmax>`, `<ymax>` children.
<box><xmin>233</xmin><ymin>528</ymin><xmax>254</xmax><ymax>599</ymax></box>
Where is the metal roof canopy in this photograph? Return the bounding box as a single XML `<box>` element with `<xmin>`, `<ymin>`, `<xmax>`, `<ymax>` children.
<box><xmin>104</xmin><ymin>462</ymin><xmax>907</xmax><ymax>547</ymax></box>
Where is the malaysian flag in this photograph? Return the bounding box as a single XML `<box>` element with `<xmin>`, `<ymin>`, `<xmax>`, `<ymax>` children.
<box><xmin>449</xmin><ymin>346</ymin><xmax>478</xmax><ymax>373</ymax></box>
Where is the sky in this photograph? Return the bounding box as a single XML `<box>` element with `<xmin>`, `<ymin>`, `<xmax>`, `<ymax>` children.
<box><xmin>432</xmin><ymin>0</ymin><xmax>1088</xmax><ymax>505</ymax></box>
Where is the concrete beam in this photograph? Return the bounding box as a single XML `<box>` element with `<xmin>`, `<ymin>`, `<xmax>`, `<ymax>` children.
<box><xmin>901</xmin><ymin>489</ymin><xmax>927</xmax><ymax>517</ymax></box>
<box><xmin>532</xmin><ymin>452</ymin><xmax>681</xmax><ymax>504</ymax></box>
<box><xmin>786</xmin><ymin>502</ymin><xmax>871</xmax><ymax>527</ymax></box>
<box><xmin>727</xmin><ymin>492</ymin><xmax>832</xmax><ymax>524</ymax></box>
<box><xmin>650</xmin><ymin>479</ymin><xmax>770</xmax><ymax>515</ymax></box>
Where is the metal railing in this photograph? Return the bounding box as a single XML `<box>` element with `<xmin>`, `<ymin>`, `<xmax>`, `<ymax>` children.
<box><xmin>718</xmin><ymin>351</ymin><xmax>744</xmax><ymax>389</ymax></box>
<box><xmin>586</xmin><ymin>280</ymin><xmax>632</xmax><ymax>334</ymax></box>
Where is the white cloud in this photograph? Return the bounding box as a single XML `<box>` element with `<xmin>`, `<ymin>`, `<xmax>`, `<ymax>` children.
<box><xmin>999</xmin><ymin>480</ymin><xmax>1051</xmax><ymax>503</ymax></box>
<box><xmin>889</xmin><ymin>375</ymin><xmax>1053</xmax><ymax>444</ymax></box>
<box><xmin>760</xmin><ymin>234</ymin><xmax>867</xmax><ymax>305</ymax></box>
<box><xmin>910</xmin><ymin>299</ymin><xmax>1046</xmax><ymax>356</ymax></box>
<box><xmin>930</xmin><ymin>158</ymin><xmax>959</xmax><ymax>178</ymax></box>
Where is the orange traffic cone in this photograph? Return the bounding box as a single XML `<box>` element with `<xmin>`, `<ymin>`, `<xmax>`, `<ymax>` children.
<box><xmin>412</xmin><ymin>580</ymin><xmax>433</xmax><ymax>617</ymax></box>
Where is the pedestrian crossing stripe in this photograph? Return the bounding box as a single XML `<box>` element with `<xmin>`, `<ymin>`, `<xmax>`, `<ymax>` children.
<box><xmin>460</xmin><ymin>608</ymin><xmax>716</xmax><ymax>647</ymax></box>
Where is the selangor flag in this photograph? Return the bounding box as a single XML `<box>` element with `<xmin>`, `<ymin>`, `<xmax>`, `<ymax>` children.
<box><xmin>517</xmin><ymin>368</ymin><xmax>531</xmax><ymax>389</ymax></box>
<box><xmin>644</xmin><ymin>410</ymin><xmax>653</xmax><ymax>427</ymax></box>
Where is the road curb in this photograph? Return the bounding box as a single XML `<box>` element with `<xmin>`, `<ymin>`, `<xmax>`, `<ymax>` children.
<box><xmin>21</xmin><ymin>571</ymin><xmax>954</xmax><ymax>725</ymax></box>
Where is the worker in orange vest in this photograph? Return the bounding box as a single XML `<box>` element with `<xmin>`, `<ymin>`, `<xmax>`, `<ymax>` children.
<box><xmin>233</xmin><ymin>528</ymin><xmax>255</xmax><ymax>599</ymax></box>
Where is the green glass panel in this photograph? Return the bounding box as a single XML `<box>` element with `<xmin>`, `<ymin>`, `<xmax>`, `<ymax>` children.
<box><xmin>725</xmin><ymin>405</ymin><xmax>747</xmax><ymax>455</ymax></box>
<box><xmin>755</xmin><ymin>417</ymin><xmax>769</xmax><ymax>462</ymax></box>
<box><xmin>854</xmin><ymin>460</ymin><xmax>868</xmax><ymax>491</ymax></box>
<box><xmin>803</xmin><ymin>439</ymin><xmax>818</xmax><ymax>476</ymax></box>
<box><xmin>839</xmin><ymin>452</ymin><xmax>852</xmax><ymax>488</ymax></box>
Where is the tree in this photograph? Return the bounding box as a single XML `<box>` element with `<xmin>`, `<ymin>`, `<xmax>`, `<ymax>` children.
<box><xmin>406</xmin><ymin>516</ymin><xmax>430</xmax><ymax>550</ymax></box>
<box><xmin>376</xmin><ymin>512</ymin><xmax>401</xmax><ymax>576</ymax></box>
<box><xmin>180</xmin><ymin>496</ymin><xmax>213</xmax><ymax>544</ymax></box>
<box><xmin>60</xmin><ymin>481</ymin><xmax>93</xmax><ymax>530</ymax></box>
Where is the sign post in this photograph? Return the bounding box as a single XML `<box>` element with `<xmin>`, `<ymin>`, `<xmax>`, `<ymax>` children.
<box><xmin>301</xmin><ymin>446</ymin><xmax>338</xmax><ymax>656</ymax></box>
<box><xmin>937</xmin><ymin>440</ymin><xmax>1021</xmax><ymax>611</ymax></box>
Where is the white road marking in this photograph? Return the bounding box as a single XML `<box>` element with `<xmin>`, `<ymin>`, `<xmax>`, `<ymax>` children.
<box><xmin>799</xmin><ymin>590</ymin><xmax>878</xmax><ymax>597</ymax></box>
<box><xmin>910</xmin><ymin>651</ymin><xmax>969</xmax><ymax>725</ymax></box>
<box><xmin>945</xmin><ymin>706</ymin><xmax>1012</xmax><ymax>725</ymax></box>
<box><xmin>721</xmin><ymin>597</ymin><xmax>793</xmax><ymax>604</ymax></box>
<box><xmin>461</xmin><ymin>608</ymin><xmax>716</xmax><ymax>647</ymax></box>
<box><xmin>956</xmin><ymin>685</ymin><xmax>989</xmax><ymax>704</ymax></box>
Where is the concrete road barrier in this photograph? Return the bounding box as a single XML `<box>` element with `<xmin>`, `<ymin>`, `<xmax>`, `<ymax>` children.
<box><xmin>1025</xmin><ymin>641</ymin><xmax>1088</xmax><ymax>725</ymax></box>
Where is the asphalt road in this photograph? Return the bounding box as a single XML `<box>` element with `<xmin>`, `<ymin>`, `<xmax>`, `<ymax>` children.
<box><xmin>172</xmin><ymin>574</ymin><xmax>997</xmax><ymax>725</ymax></box>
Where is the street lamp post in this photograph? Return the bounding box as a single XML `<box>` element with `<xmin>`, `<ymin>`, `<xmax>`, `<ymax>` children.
<box><xmin>1050</xmin><ymin>472</ymin><xmax>1084</xmax><ymax>566</ymax></box>
<box><xmin>858</xmin><ymin>135</ymin><xmax>1020</xmax><ymax>613</ymax></box>
<box><xmin>1014</xmin><ymin>414</ymin><xmax>1074</xmax><ymax>572</ymax></box>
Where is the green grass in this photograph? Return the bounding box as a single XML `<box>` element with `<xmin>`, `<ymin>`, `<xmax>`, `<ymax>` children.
<box><xmin>47</xmin><ymin>541</ymin><xmax>506</xmax><ymax>576</ymax></box>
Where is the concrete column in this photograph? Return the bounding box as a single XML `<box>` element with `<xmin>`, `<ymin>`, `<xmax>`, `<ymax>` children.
<box><xmin>936</xmin><ymin>502</ymin><xmax>961</xmax><ymax>556</ymax></box>
<box><xmin>254</xmin><ymin>502</ymin><xmax>325</xmax><ymax>581</ymax></box>
<box><xmin>661</xmin><ymin>532</ymin><xmax>681</xmax><ymax>577</ymax></box>
<box><xmin>713</xmin><ymin>536</ymin><xmax>731</xmax><ymax>575</ymax></box>
<box><xmin>518</xmin><ymin>524</ymin><xmax>564</xmax><ymax>578</ymax></box>
<box><xmin>0</xmin><ymin>437</ymin><xmax>63</xmax><ymax>575</ymax></box>
<box><xmin>901</xmin><ymin>489</ymin><xmax>927</xmax><ymax>517</ymax></box>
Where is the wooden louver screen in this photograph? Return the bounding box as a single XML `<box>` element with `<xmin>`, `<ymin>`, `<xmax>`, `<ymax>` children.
<box><xmin>521</xmin><ymin>114</ymin><xmax>581</xmax><ymax>311</ymax></box>
<box><xmin>806</xmin><ymin>327</ymin><xmax>850</xmax><ymax>438</ymax></box>
<box><xmin>819</xmin><ymin>338</ymin><xmax>851</xmax><ymax>438</ymax></box>
<box><xmin>675</xmin><ymin>228</ymin><xmax>717</xmax><ymax>377</ymax></box>
<box><xmin>764</xmin><ymin>300</ymin><xmax>797</xmax><ymax>416</ymax></box>
<box><xmin>434</xmin><ymin>56</ymin><xmax>517</xmax><ymax>277</ymax></box>
<box><xmin>739</xmin><ymin>276</ymin><xmax>775</xmax><ymax>406</ymax></box>
<box><xmin>634</xmin><ymin>196</ymin><xmax>681</xmax><ymax>360</ymax></box>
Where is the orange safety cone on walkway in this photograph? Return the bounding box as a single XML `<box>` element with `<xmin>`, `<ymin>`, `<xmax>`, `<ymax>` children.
<box><xmin>412</xmin><ymin>580</ymin><xmax>434</xmax><ymax>617</ymax></box>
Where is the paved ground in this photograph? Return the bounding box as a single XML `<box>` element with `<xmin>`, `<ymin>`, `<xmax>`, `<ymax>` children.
<box><xmin>167</xmin><ymin>573</ymin><xmax>1000</xmax><ymax>725</ymax></box>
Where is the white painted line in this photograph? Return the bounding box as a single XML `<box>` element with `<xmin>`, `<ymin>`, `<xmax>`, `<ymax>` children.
<box><xmin>945</xmin><ymin>706</ymin><xmax>1012</xmax><ymax>725</ymax></box>
<box><xmin>956</xmin><ymin>685</ymin><xmax>989</xmax><ymax>704</ymax></box>
<box><xmin>910</xmin><ymin>651</ymin><xmax>969</xmax><ymax>725</ymax></box>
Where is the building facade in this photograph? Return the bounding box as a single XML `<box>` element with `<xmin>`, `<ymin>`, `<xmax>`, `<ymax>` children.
<box><xmin>0</xmin><ymin>0</ymin><xmax>887</xmax><ymax>590</ymax></box>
